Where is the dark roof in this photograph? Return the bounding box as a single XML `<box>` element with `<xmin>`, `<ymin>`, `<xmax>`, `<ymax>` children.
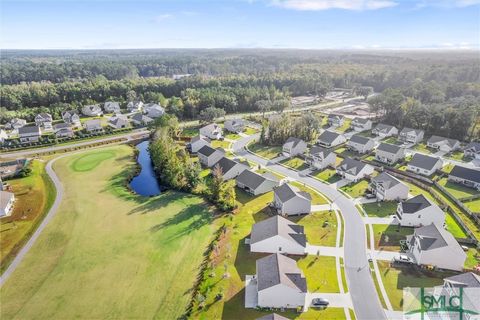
<box><xmin>250</xmin><ymin>215</ymin><xmax>306</xmax><ymax>247</ymax></box>
<box><xmin>18</xmin><ymin>126</ymin><xmax>41</xmax><ymax>135</ymax></box>
<box><xmin>283</xmin><ymin>137</ymin><xmax>304</xmax><ymax>149</ymax></box>
<box><xmin>465</xmin><ymin>142</ymin><xmax>480</xmax><ymax>153</ymax></box>
<box><xmin>190</xmin><ymin>135</ymin><xmax>210</xmax><ymax>143</ymax></box>
<box><xmin>444</xmin><ymin>272</ymin><xmax>480</xmax><ymax>288</ymax></box>
<box><xmin>131</xmin><ymin>113</ymin><xmax>152</xmax><ymax>123</ymax></box>
<box><xmin>350</xmin><ymin>134</ymin><xmax>372</xmax><ymax>146</ymax></box>
<box><xmin>318</xmin><ymin>130</ymin><xmax>341</xmax><ymax>145</ymax></box>
<box><xmin>400</xmin><ymin>194</ymin><xmax>432</xmax><ymax>214</ymax></box>
<box><xmin>215</xmin><ymin>157</ymin><xmax>246</xmax><ymax>175</ymax></box>
<box><xmin>54</xmin><ymin>123</ymin><xmax>71</xmax><ymax>130</ymax></box>
<box><xmin>36</xmin><ymin>113</ymin><xmax>52</xmax><ymax>120</ymax></box>
<box><xmin>374</xmin><ymin>123</ymin><xmax>396</xmax><ymax>133</ymax></box>
<box><xmin>256</xmin><ymin>313</ymin><xmax>290</xmax><ymax>320</ymax></box>
<box><xmin>412</xmin><ymin>223</ymin><xmax>458</xmax><ymax>251</ymax></box>
<box><xmin>236</xmin><ymin>170</ymin><xmax>278</xmax><ymax>190</ymax></box>
<box><xmin>256</xmin><ymin>253</ymin><xmax>307</xmax><ymax>292</ymax></box>
<box><xmin>408</xmin><ymin>153</ymin><xmax>442</xmax><ymax>171</ymax></box>
<box><xmin>371</xmin><ymin>172</ymin><xmax>402</xmax><ymax>189</ymax></box>
<box><xmin>309</xmin><ymin>146</ymin><xmax>334</xmax><ymax>159</ymax></box>
<box><xmin>449</xmin><ymin>165</ymin><xmax>480</xmax><ymax>184</ymax></box>
<box><xmin>198</xmin><ymin>145</ymin><xmax>221</xmax><ymax>157</ymax></box>
<box><xmin>427</xmin><ymin>135</ymin><xmax>459</xmax><ymax>148</ymax></box>
<box><xmin>377</xmin><ymin>143</ymin><xmax>403</xmax><ymax>154</ymax></box>
<box><xmin>274</xmin><ymin>183</ymin><xmax>311</xmax><ymax>202</ymax></box>
<box><xmin>337</xmin><ymin>158</ymin><xmax>368</xmax><ymax>175</ymax></box>
<box><xmin>352</xmin><ymin>117</ymin><xmax>370</xmax><ymax>125</ymax></box>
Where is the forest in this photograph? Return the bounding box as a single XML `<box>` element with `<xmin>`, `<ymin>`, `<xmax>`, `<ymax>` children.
<box><xmin>1</xmin><ymin>49</ymin><xmax>479</xmax><ymax>140</ymax></box>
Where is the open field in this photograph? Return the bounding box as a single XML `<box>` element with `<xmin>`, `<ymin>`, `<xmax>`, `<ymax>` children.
<box><xmin>291</xmin><ymin>181</ymin><xmax>329</xmax><ymax>205</ymax></box>
<box><xmin>0</xmin><ymin>160</ymin><xmax>56</xmax><ymax>273</ymax></box>
<box><xmin>248</xmin><ymin>142</ymin><xmax>282</xmax><ymax>159</ymax></box>
<box><xmin>0</xmin><ymin>146</ymin><xmax>218</xmax><ymax>320</ymax></box>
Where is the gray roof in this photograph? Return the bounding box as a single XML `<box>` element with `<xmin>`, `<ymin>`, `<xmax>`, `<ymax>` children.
<box><xmin>444</xmin><ymin>272</ymin><xmax>480</xmax><ymax>288</ymax></box>
<box><xmin>377</xmin><ymin>142</ymin><xmax>403</xmax><ymax>154</ymax></box>
<box><xmin>256</xmin><ymin>253</ymin><xmax>307</xmax><ymax>292</ymax></box>
<box><xmin>236</xmin><ymin>170</ymin><xmax>278</xmax><ymax>190</ymax></box>
<box><xmin>283</xmin><ymin>137</ymin><xmax>304</xmax><ymax>149</ymax></box>
<box><xmin>318</xmin><ymin>130</ymin><xmax>341</xmax><ymax>145</ymax></box>
<box><xmin>412</xmin><ymin>223</ymin><xmax>458</xmax><ymax>251</ymax></box>
<box><xmin>190</xmin><ymin>135</ymin><xmax>210</xmax><ymax>143</ymax></box>
<box><xmin>450</xmin><ymin>165</ymin><xmax>480</xmax><ymax>184</ymax></box>
<box><xmin>337</xmin><ymin>158</ymin><xmax>368</xmax><ymax>175</ymax></box>
<box><xmin>274</xmin><ymin>183</ymin><xmax>311</xmax><ymax>202</ymax></box>
<box><xmin>371</xmin><ymin>172</ymin><xmax>402</xmax><ymax>189</ymax></box>
<box><xmin>0</xmin><ymin>191</ymin><xmax>14</xmax><ymax>210</ymax></box>
<box><xmin>131</xmin><ymin>113</ymin><xmax>153</xmax><ymax>123</ymax></box>
<box><xmin>408</xmin><ymin>153</ymin><xmax>442</xmax><ymax>171</ymax></box>
<box><xmin>35</xmin><ymin>113</ymin><xmax>52</xmax><ymax>120</ymax></box>
<box><xmin>214</xmin><ymin>157</ymin><xmax>246</xmax><ymax>175</ymax></box>
<box><xmin>85</xmin><ymin>119</ymin><xmax>101</xmax><ymax>127</ymax></box>
<box><xmin>328</xmin><ymin>114</ymin><xmax>344</xmax><ymax>120</ymax></box>
<box><xmin>108</xmin><ymin>115</ymin><xmax>128</xmax><ymax>126</ymax></box>
<box><xmin>18</xmin><ymin>126</ymin><xmax>41</xmax><ymax>135</ymax></box>
<box><xmin>352</xmin><ymin>117</ymin><xmax>370</xmax><ymax>125</ymax></box>
<box><xmin>465</xmin><ymin>142</ymin><xmax>480</xmax><ymax>153</ymax></box>
<box><xmin>400</xmin><ymin>127</ymin><xmax>424</xmax><ymax>136</ymax></box>
<box><xmin>250</xmin><ymin>215</ymin><xmax>306</xmax><ymax>247</ymax></box>
<box><xmin>350</xmin><ymin>134</ymin><xmax>372</xmax><ymax>146</ymax></box>
<box><xmin>54</xmin><ymin>123</ymin><xmax>71</xmax><ymax>130</ymax></box>
<box><xmin>104</xmin><ymin>101</ymin><xmax>120</xmax><ymax>109</ymax></box>
<box><xmin>201</xmin><ymin>123</ymin><xmax>221</xmax><ymax>133</ymax></box>
<box><xmin>400</xmin><ymin>194</ymin><xmax>432</xmax><ymax>214</ymax></box>
<box><xmin>198</xmin><ymin>145</ymin><xmax>222</xmax><ymax>157</ymax></box>
<box><xmin>256</xmin><ymin>313</ymin><xmax>290</xmax><ymax>320</ymax></box>
<box><xmin>309</xmin><ymin>146</ymin><xmax>334</xmax><ymax>159</ymax></box>
<box><xmin>427</xmin><ymin>135</ymin><xmax>459</xmax><ymax>148</ymax></box>
<box><xmin>374</xmin><ymin>123</ymin><xmax>396</xmax><ymax>133</ymax></box>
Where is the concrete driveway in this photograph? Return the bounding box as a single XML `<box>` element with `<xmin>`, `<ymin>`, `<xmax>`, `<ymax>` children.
<box><xmin>363</xmin><ymin>216</ymin><xmax>397</xmax><ymax>225</ymax></box>
<box><xmin>307</xmin><ymin>292</ymin><xmax>353</xmax><ymax>309</ymax></box>
<box><xmin>306</xmin><ymin>244</ymin><xmax>344</xmax><ymax>257</ymax></box>
<box><xmin>373</xmin><ymin>250</ymin><xmax>402</xmax><ymax>261</ymax></box>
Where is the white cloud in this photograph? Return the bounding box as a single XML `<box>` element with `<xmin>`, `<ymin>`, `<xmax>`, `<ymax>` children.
<box><xmin>415</xmin><ymin>0</ymin><xmax>480</xmax><ymax>8</ymax></box>
<box><xmin>268</xmin><ymin>0</ymin><xmax>398</xmax><ymax>11</ymax></box>
<box><xmin>153</xmin><ymin>14</ymin><xmax>173</xmax><ymax>22</ymax></box>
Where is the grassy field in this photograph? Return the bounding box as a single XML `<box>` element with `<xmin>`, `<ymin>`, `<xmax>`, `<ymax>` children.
<box><xmin>292</xmin><ymin>211</ymin><xmax>338</xmax><ymax>246</ymax></box>
<box><xmin>291</xmin><ymin>181</ymin><xmax>329</xmax><ymax>205</ymax></box>
<box><xmin>372</xmin><ymin>224</ymin><xmax>414</xmax><ymax>251</ymax></box>
<box><xmin>334</xmin><ymin>147</ymin><xmax>358</xmax><ymax>159</ymax></box>
<box><xmin>225</xmin><ymin>133</ymin><xmax>241</xmax><ymax>140</ymax></box>
<box><xmin>336</xmin><ymin>119</ymin><xmax>352</xmax><ymax>133</ymax></box>
<box><xmin>340</xmin><ymin>180</ymin><xmax>369</xmax><ymax>198</ymax></box>
<box><xmin>312</xmin><ymin>168</ymin><xmax>341</xmax><ymax>183</ymax></box>
<box><xmin>0</xmin><ymin>146</ymin><xmax>218</xmax><ymax>320</ymax></box>
<box><xmin>297</xmin><ymin>255</ymin><xmax>339</xmax><ymax>293</ymax></box>
<box><xmin>437</xmin><ymin>178</ymin><xmax>479</xmax><ymax>199</ymax></box>
<box><xmin>464</xmin><ymin>199</ymin><xmax>480</xmax><ymax>212</ymax></box>
<box><xmin>182</xmin><ymin>127</ymin><xmax>200</xmax><ymax>137</ymax></box>
<box><xmin>362</xmin><ymin>201</ymin><xmax>397</xmax><ymax>217</ymax></box>
<box><xmin>412</xmin><ymin>143</ymin><xmax>434</xmax><ymax>154</ymax></box>
<box><xmin>280</xmin><ymin>156</ymin><xmax>308</xmax><ymax>171</ymax></box>
<box><xmin>465</xmin><ymin>247</ymin><xmax>480</xmax><ymax>269</ymax></box>
<box><xmin>382</xmin><ymin>137</ymin><xmax>401</xmax><ymax>145</ymax></box>
<box><xmin>244</xmin><ymin>127</ymin><xmax>258</xmax><ymax>135</ymax></box>
<box><xmin>248</xmin><ymin>142</ymin><xmax>282</xmax><ymax>159</ymax></box>
<box><xmin>212</xmin><ymin>139</ymin><xmax>232</xmax><ymax>150</ymax></box>
<box><xmin>0</xmin><ymin>160</ymin><xmax>56</xmax><ymax>272</ymax></box>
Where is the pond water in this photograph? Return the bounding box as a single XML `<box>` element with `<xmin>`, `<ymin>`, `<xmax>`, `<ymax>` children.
<box><xmin>129</xmin><ymin>140</ymin><xmax>163</xmax><ymax>196</ymax></box>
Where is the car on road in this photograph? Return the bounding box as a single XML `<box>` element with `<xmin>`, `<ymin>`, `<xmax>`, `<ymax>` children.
<box><xmin>312</xmin><ymin>298</ymin><xmax>330</xmax><ymax>307</ymax></box>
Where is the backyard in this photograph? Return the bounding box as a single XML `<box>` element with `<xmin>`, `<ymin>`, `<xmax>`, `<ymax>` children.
<box><xmin>0</xmin><ymin>146</ymin><xmax>218</xmax><ymax>320</ymax></box>
<box><xmin>372</xmin><ymin>224</ymin><xmax>414</xmax><ymax>251</ymax></box>
<box><xmin>437</xmin><ymin>178</ymin><xmax>479</xmax><ymax>199</ymax></box>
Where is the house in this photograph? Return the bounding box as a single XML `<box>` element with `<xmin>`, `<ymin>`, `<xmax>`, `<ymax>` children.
<box><xmin>256</xmin><ymin>314</ymin><xmax>290</xmax><ymax>320</ymax></box>
<box><xmin>213</xmin><ymin>157</ymin><xmax>249</xmax><ymax>181</ymax></box>
<box><xmin>396</xmin><ymin>195</ymin><xmax>445</xmax><ymax>227</ymax></box>
<box><xmin>53</xmin><ymin>123</ymin><xmax>74</xmax><ymax>138</ymax></box>
<box><xmin>399</xmin><ymin>127</ymin><xmax>424</xmax><ymax>144</ymax></box>
<box><xmin>224</xmin><ymin>119</ymin><xmax>245</xmax><ymax>133</ymax></box>
<box><xmin>62</xmin><ymin>110</ymin><xmax>81</xmax><ymax>128</ymax></box>
<box><xmin>427</xmin><ymin>135</ymin><xmax>460</xmax><ymax>153</ymax></box>
<box><xmin>144</xmin><ymin>103</ymin><xmax>165</xmax><ymax>118</ymax></box>
<box><xmin>272</xmin><ymin>183</ymin><xmax>311</xmax><ymax>216</ymax></box>
<box><xmin>18</xmin><ymin>126</ymin><xmax>41</xmax><ymax>143</ymax></box>
<box><xmin>369</xmin><ymin>172</ymin><xmax>409</xmax><ymax>201</ymax></box>
<box><xmin>0</xmin><ymin>191</ymin><xmax>15</xmax><ymax>217</ymax></box>
<box><xmin>250</xmin><ymin>215</ymin><xmax>306</xmax><ymax>255</ymax></box>
<box><xmin>405</xmin><ymin>223</ymin><xmax>466</xmax><ymax>271</ymax></box>
<box><xmin>407</xmin><ymin>154</ymin><xmax>443</xmax><ymax>176</ymax></box>
<box><xmin>347</xmin><ymin>134</ymin><xmax>375</xmax><ymax>154</ymax></box>
<box><xmin>448</xmin><ymin>165</ymin><xmax>480</xmax><ymax>190</ymax></box>
<box><xmin>6</xmin><ymin>118</ymin><xmax>27</xmax><ymax>130</ymax></box>
<box><xmin>82</xmin><ymin>104</ymin><xmax>103</xmax><ymax>117</ymax></box>
<box><xmin>440</xmin><ymin>273</ymin><xmax>480</xmax><ymax>319</ymax></box>
<box><xmin>199</xmin><ymin>123</ymin><xmax>222</xmax><ymax>140</ymax></box>
<box><xmin>197</xmin><ymin>146</ymin><xmax>225</xmax><ymax>167</ymax></box>
<box><xmin>443</xmin><ymin>272</ymin><xmax>480</xmax><ymax>292</ymax></box>
<box><xmin>464</xmin><ymin>142</ymin><xmax>480</xmax><ymax>160</ymax></box>
<box><xmin>84</xmin><ymin>119</ymin><xmax>103</xmax><ymax>133</ymax></box>
<box><xmin>236</xmin><ymin>170</ymin><xmax>279</xmax><ymax>195</ymax></box>
<box><xmin>336</xmin><ymin>158</ymin><xmax>374</xmax><ymax>182</ymax></box>
<box><xmin>255</xmin><ymin>253</ymin><xmax>307</xmax><ymax>308</ymax></box>
<box><xmin>107</xmin><ymin>115</ymin><xmax>129</xmax><ymax>129</ymax></box>
<box><xmin>351</xmin><ymin>117</ymin><xmax>372</xmax><ymax>132</ymax></box>
<box><xmin>34</xmin><ymin>113</ymin><xmax>53</xmax><ymax>132</ymax></box>
<box><xmin>104</xmin><ymin>101</ymin><xmax>121</xmax><ymax>114</ymax></box>
<box><xmin>305</xmin><ymin>146</ymin><xmax>336</xmax><ymax>170</ymax></box>
<box><xmin>372</xmin><ymin>123</ymin><xmax>398</xmax><ymax>138</ymax></box>
<box><xmin>282</xmin><ymin>137</ymin><xmax>307</xmax><ymax>157</ymax></box>
<box><xmin>375</xmin><ymin>143</ymin><xmax>405</xmax><ymax>164</ymax></box>
<box><xmin>130</xmin><ymin>113</ymin><xmax>153</xmax><ymax>126</ymax></box>
<box><xmin>127</xmin><ymin>101</ymin><xmax>144</xmax><ymax>112</ymax></box>
<box><xmin>0</xmin><ymin>129</ymin><xmax>8</xmax><ymax>144</ymax></box>
<box><xmin>186</xmin><ymin>135</ymin><xmax>210</xmax><ymax>153</ymax></box>
<box><xmin>327</xmin><ymin>114</ymin><xmax>344</xmax><ymax>127</ymax></box>
<box><xmin>317</xmin><ymin>130</ymin><xmax>346</xmax><ymax>148</ymax></box>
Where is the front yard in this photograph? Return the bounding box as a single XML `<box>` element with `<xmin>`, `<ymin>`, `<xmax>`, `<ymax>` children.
<box><xmin>212</xmin><ymin>139</ymin><xmax>232</xmax><ymax>150</ymax></box>
<box><xmin>280</xmin><ymin>156</ymin><xmax>308</xmax><ymax>171</ymax></box>
<box><xmin>312</xmin><ymin>168</ymin><xmax>341</xmax><ymax>184</ymax></box>
<box><xmin>412</xmin><ymin>143</ymin><xmax>435</xmax><ymax>154</ymax></box>
<box><xmin>362</xmin><ymin>201</ymin><xmax>398</xmax><ymax>218</ymax></box>
<box><xmin>291</xmin><ymin>211</ymin><xmax>338</xmax><ymax>247</ymax></box>
<box><xmin>340</xmin><ymin>180</ymin><xmax>369</xmax><ymax>198</ymax></box>
<box><xmin>248</xmin><ymin>142</ymin><xmax>282</xmax><ymax>159</ymax></box>
<box><xmin>372</xmin><ymin>224</ymin><xmax>414</xmax><ymax>251</ymax></box>
<box><xmin>297</xmin><ymin>255</ymin><xmax>340</xmax><ymax>293</ymax></box>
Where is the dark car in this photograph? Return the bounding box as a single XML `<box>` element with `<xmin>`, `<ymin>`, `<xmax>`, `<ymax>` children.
<box><xmin>312</xmin><ymin>298</ymin><xmax>330</xmax><ymax>307</ymax></box>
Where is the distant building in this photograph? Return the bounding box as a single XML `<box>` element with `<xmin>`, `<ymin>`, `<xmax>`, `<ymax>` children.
<box><xmin>0</xmin><ymin>129</ymin><xmax>8</xmax><ymax>144</ymax></box>
<box><xmin>34</xmin><ymin>113</ymin><xmax>53</xmax><ymax>132</ymax></box>
<box><xmin>18</xmin><ymin>126</ymin><xmax>41</xmax><ymax>144</ymax></box>
<box><xmin>54</xmin><ymin>123</ymin><xmax>74</xmax><ymax>138</ymax></box>
<box><xmin>130</xmin><ymin>113</ymin><xmax>153</xmax><ymax>126</ymax></box>
<box><xmin>197</xmin><ymin>146</ymin><xmax>225</xmax><ymax>167</ymax></box>
<box><xmin>336</xmin><ymin>158</ymin><xmax>374</xmax><ymax>182</ymax></box>
<box><xmin>369</xmin><ymin>172</ymin><xmax>409</xmax><ymax>201</ymax></box>
<box><xmin>62</xmin><ymin>111</ymin><xmax>81</xmax><ymax>128</ymax></box>
<box><xmin>82</xmin><ymin>104</ymin><xmax>103</xmax><ymax>117</ymax></box>
<box><xmin>372</xmin><ymin>123</ymin><xmax>398</xmax><ymax>138</ymax></box>
<box><xmin>104</xmin><ymin>101</ymin><xmax>121</xmax><ymax>114</ymax></box>
<box><xmin>127</xmin><ymin>101</ymin><xmax>144</xmax><ymax>113</ymax></box>
<box><xmin>464</xmin><ymin>142</ymin><xmax>480</xmax><ymax>160</ymax></box>
<box><xmin>6</xmin><ymin>118</ymin><xmax>27</xmax><ymax>130</ymax></box>
<box><xmin>375</xmin><ymin>143</ymin><xmax>405</xmax><ymax>164</ymax></box>
<box><xmin>199</xmin><ymin>123</ymin><xmax>223</xmax><ymax>140</ymax></box>
<box><xmin>282</xmin><ymin>137</ymin><xmax>307</xmax><ymax>157</ymax></box>
<box><xmin>399</xmin><ymin>127</ymin><xmax>424</xmax><ymax>144</ymax></box>
<box><xmin>107</xmin><ymin>115</ymin><xmax>129</xmax><ymax>129</ymax></box>
<box><xmin>327</xmin><ymin>114</ymin><xmax>344</xmax><ymax>127</ymax></box>
<box><xmin>186</xmin><ymin>135</ymin><xmax>210</xmax><ymax>154</ymax></box>
<box><xmin>427</xmin><ymin>136</ymin><xmax>460</xmax><ymax>153</ymax></box>
<box><xmin>224</xmin><ymin>119</ymin><xmax>245</xmax><ymax>133</ymax></box>
<box><xmin>236</xmin><ymin>170</ymin><xmax>280</xmax><ymax>195</ymax></box>
<box><xmin>213</xmin><ymin>157</ymin><xmax>249</xmax><ymax>181</ymax></box>
<box><xmin>407</xmin><ymin>154</ymin><xmax>443</xmax><ymax>176</ymax></box>
<box><xmin>143</xmin><ymin>103</ymin><xmax>165</xmax><ymax>118</ymax></box>
<box><xmin>0</xmin><ymin>191</ymin><xmax>15</xmax><ymax>217</ymax></box>
<box><xmin>348</xmin><ymin>134</ymin><xmax>375</xmax><ymax>154</ymax></box>
<box><xmin>317</xmin><ymin>130</ymin><xmax>346</xmax><ymax>148</ymax></box>
<box><xmin>351</xmin><ymin>118</ymin><xmax>372</xmax><ymax>132</ymax></box>
<box><xmin>305</xmin><ymin>146</ymin><xmax>336</xmax><ymax>170</ymax></box>
<box><xmin>84</xmin><ymin>119</ymin><xmax>103</xmax><ymax>132</ymax></box>
<box><xmin>448</xmin><ymin>165</ymin><xmax>480</xmax><ymax>190</ymax></box>
<box><xmin>272</xmin><ymin>183</ymin><xmax>311</xmax><ymax>216</ymax></box>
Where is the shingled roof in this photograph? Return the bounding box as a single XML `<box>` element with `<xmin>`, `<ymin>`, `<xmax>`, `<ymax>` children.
<box><xmin>236</xmin><ymin>170</ymin><xmax>278</xmax><ymax>190</ymax></box>
<box><xmin>256</xmin><ymin>253</ymin><xmax>307</xmax><ymax>292</ymax></box>
<box><xmin>377</xmin><ymin>142</ymin><xmax>403</xmax><ymax>154</ymax></box>
<box><xmin>408</xmin><ymin>153</ymin><xmax>442</xmax><ymax>171</ymax></box>
<box><xmin>317</xmin><ymin>130</ymin><xmax>342</xmax><ymax>145</ymax></box>
<box><xmin>450</xmin><ymin>165</ymin><xmax>480</xmax><ymax>184</ymax></box>
<box><xmin>400</xmin><ymin>194</ymin><xmax>432</xmax><ymax>214</ymax></box>
<box><xmin>337</xmin><ymin>158</ymin><xmax>368</xmax><ymax>175</ymax></box>
<box><xmin>371</xmin><ymin>172</ymin><xmax>402</xmax><ymax>189</ymax></box>
<box><xmin>250</xmin><ymin>215</ymin><xmax>306</xmax><ymax>247</ymax></box>
<box><xmin>350</xmin><ymin>134</ymin><xmax>372</xmax><ymax>146</ymax></box>
<box><xmin>444</xmin><ymin>272</ymin><xmax>480</xmax><ymax>288</ymax></box>
<box><xmin>274</xmin><ymin>183</ymin><xmax>311</xmax><ymax>203</ymax></box>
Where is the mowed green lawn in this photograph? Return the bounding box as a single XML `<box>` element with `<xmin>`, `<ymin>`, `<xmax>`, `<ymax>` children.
<box><xmin>0</xmin><ymin>145</ymin><xmax>217</xmax><ymax>320</ymax></box>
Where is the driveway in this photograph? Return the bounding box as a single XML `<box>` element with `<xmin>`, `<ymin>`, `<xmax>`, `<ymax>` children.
<box><xmin>307</xmin><ymin>292</ymin><xmax>353</xmax><ymax>309</ymax></box>
<box><xmin>244</xmin><ymin>275</ymin><xmax>258</xmax><ymax>308</ymax></box>
<box><xmin>363</xmin><ymin>216</ymin><xmax>397</xmax><ymax>225</ymax></box>
<box><xmin>374</xmin><ymin>250</ymin><xmax>402</xmax><ymax>261</ymax></box>
<box><xmin>306</xmin><ymin>244</ymin><xmax>344</xmax><ymax>257</ymax></box>
<box><xmin>234</xmin><ymin>134</ymin><xmax>387</xmax><ymax>320</ymax></box>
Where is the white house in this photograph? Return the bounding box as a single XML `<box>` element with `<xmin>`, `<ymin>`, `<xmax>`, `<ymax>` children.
<box><xmin>405</xmin><ymin>223</ymin><xmax>466</xmax><ymax>271</ymax></box>
<box><xmin>351</xmin><ymin>117</ymin><xmax>372</xmax><ymax>132</ymax></box>
<box><xmin>107</xmin><ymin>115</ymin><xmax>129</xmax><ymax>129</ymax></box>
<box><xmin>82</xmin><ymin>104</ymin><xmax>103</xmax><ymax>117</ymax></box>
<box><xmin>305</xmin><ymin>146</ymin><xmax>336</xmax><ymax>170</ymax></box>
<box><xmin>0</xmin><ymin>129</ymin><xmax>8</xmax><ymax>144</ymax></box>
<box><xmin>144</xmin><ymin>103</ymin><xmax>165</xmax><ymax>118</ymax></box>
<box><xmin>224</xmin><ymin>119</ymin><xmax>245</xmax><ymax>133</ymax></box>
<box><xmin>130</xmin><ymin>113</ymin><xmax>153</xmax><ymax>126</ymax></box>
<box><xmin>127</xmin><ymin>101</ymin><xmax>144</xmax><ymax>113</ymax></box>
<box><xmin>336</xmin><ymin>158</ymin><xmax>374</xmax><ymax>182</ymax></box>
<box><xmin>369</xmin><ymin>172</ymin><xmax>409</xmax><ymax>201</ymax></box>
<box><xmin>84</xmin><ymin>119</ymin><xmax>103</xmax><ymax>132</ymax></box>
<box><xmin>464</xmin><ymin>142</ymin><xmax>480</xmax><ymax>160</ymax></box>
<box><xmin>448</xmin><ymin>165</ymin><xmax>480</xmax><ymax>190</ymax></box>
<box><xmin>186</xmin><ymin>135</ymin><xmax>210</xmax><ymax>153</ymax></box>
<box><xmin>6</xmin><ymin>118</ymin><xmax>27</xmax><ymax>130</ymax></box>
<box><xmin>407</xmin><ymin>154</ymin><xmax>443</xmax><ymax>176</ymax></box>
<box><xmin>348</xmin><ymin>134</ymin><xmax>375</xmax><ymax>154</ymax></box>
<box><xmin>255</xmin><ymin>253</ymin><xmax>307</xmax><ymax>308</ymax></box>
<box><xmin>372</xmin><ymin>123</ymin><xmax>398</xmax><ymax>138</ymax></box>
<box><xmin>272</xmin><ymin>183</ymin><xmax>311</xmax><ymax>216</ymax></box>
<box><xmin>199</xmin><ymin>123</ymin><xmax>223</xmax><ymax>140</ymax></box>
<box><xmin>317</xmin><ymin>130</ymin><xmax>346</xmax><ymax>148</ymax></box>
<box><xmin>282</xmin><ymin>137</ymin><xmax>307</xmax><ymax>157</ymax></box>
<box><xmin>34</xmin><ymin>113</ymin><xmax>53</xmax><ymax>132</ymax></box>
<box><xmin>396</xmin><ymin>194</ymin><xmax>445</xmax><ymax>227</ymax></box>
<box><xmin>427</xmin><ymin>136</ymin><xmax>460</xmax><ymax>153</ymax></box>
<box><xmin>18</xmin><ymin>126</ymin><xmax>41</xmax><ymax>143</ymax></box>
<box><xmin>0</xmin><ymin>191</ymin><xmax>15</xmax><ymax>217</ymax></box>
<box><xmin>104</xmin><ymin>101</ymin><xmax>121</xmax><ymax>114</ymax></box>
<box><xmin>213</xmin><ymin>157</ymin><xmax>249</xmax><ymax>181</ymax></box>
<box><xmin>399</xmin><ymin>127</ymin><xmax>424</xmax><ymax>144</ymax></box>
<box><xmin>327</xmin><ymin>114</ymin><xmax>344</xmax><ymax>127</ymax></box>
<box><xmin>375</xmin><ymin>143</ymin><xmax>405</xmax><ymax>164</ymax></box>
<box><xmin>250</xmin><ymin>215</ymin><xmax>306</xmax><ymax>255</ymax></box>
<box><xmin>197</xmin><ymin>146</ymin><xmax>225</xmax><ymax>167</ymax></box>
<box><xmin>62</xmin><ymin>111</ymin><xmax>81</xmax><ymax>128</ymax></box>
<box><xmin>54</xmin><ymin>123</ymin><xmax>74</xmax><ymax>138</ymax></box>
<box><xmin>236</xmin><ymin>170</ymin><xmax>279</xmax><ymax>195</ymax></box>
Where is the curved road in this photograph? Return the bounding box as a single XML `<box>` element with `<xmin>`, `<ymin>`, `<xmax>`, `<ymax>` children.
<box><xmin>233</xmin><ymin>134</ymin><xmax>386</xmax><ymax>320</ymax></box>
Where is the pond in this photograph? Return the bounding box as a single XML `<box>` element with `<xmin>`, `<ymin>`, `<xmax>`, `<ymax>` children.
<box><xmin>129</xmin><ymin>140</ymin><xmax>163</xmax><ymax>196</ymax></box>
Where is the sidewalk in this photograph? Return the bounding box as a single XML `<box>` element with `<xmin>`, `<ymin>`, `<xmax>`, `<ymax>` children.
<box><xmin>306</xmin><ymin>244</ymin><xmax>344</xmax><ymax>257</ymax></box>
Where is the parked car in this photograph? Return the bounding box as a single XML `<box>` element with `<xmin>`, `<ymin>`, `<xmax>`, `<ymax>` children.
<box><xmin>393</xmin><ymin>254</ymin><xmax>413</xmax><ymax>264</ymax></box>
<box><xmin>312</xmin><ymin>298</ymin><xmax>330</xmax><ymax>307</ymax></box>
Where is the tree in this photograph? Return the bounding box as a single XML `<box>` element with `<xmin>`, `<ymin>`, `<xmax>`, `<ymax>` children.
<box><xmin>355</xmin><ymin>86</ymin><xmax>373</xmax><ymax>101</ymax></box>
<box><xmin>199</xmin><ymin>107</ymin><xmax>226</xmax><ymax>123</ymax></box>
<box><xmin>126</xmin><ymin>90</ymin><xmax>137</xmax><ymax>102</ymax></box>
<box><xmin>272</xmin><ymin>99</ymin><xmax>290</xmax><ymax>114</ymax></box>
<box><xmin>255</xmin><ymin>99</ymin><xmax>271</xmax><ymax>117</ymax></box>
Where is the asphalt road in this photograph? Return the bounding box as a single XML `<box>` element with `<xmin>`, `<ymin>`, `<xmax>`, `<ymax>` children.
<box><xmin>233</xmin><ymin>134</ymin><xmax>386</xmax><ymax>320</ymax></box>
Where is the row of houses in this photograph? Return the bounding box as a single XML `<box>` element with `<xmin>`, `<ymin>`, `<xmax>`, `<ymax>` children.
<box><xmin>196</xmin><ymin>119</ymin><xmax>246</xmax><ymax>140</ymax></box>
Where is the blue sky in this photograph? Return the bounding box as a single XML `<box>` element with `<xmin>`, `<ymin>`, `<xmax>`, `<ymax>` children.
<box><xmin>1</xmin><ymin>0</ymin><xmax>479</xmax><ymax>49</ymax></box>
